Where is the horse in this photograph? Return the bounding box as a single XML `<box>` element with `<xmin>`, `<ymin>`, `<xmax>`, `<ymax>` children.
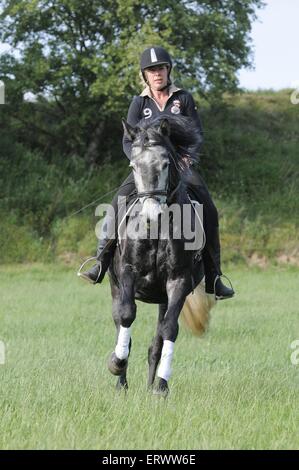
<box><xmin>106</xmin><ymin>115</ymin><xmax>215</xmax><ymax>395</ymax></box>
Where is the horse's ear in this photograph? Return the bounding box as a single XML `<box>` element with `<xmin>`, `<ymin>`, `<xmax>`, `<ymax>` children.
<box><xmin>158</xmin><ymin>118</ymin><xmax>170</xmax><ymax>137</ymax></box>
<box><xmin>122</xmin><ymin>119</ymin><xmax>136</xmax><ymax>141</ymax></box>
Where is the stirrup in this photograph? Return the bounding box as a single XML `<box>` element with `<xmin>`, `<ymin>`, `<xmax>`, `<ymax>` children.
<box><xmin>77</xmin><ymin>256</ymin><xmax>103</xmax><ymax>284</ymax></box>
<box><xmin>77</xmin><ymin>256</ymin><xmax>97</xmax><ymax>276</ymax></box>
<box><xmin>214</xmin><ymin>274</ymin><xmax>234</xmax><ymax>301</ymax></box>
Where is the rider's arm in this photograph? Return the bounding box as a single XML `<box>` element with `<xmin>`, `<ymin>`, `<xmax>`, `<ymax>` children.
<box><xmin>122</xmin><ymin>96</ymin><xmax>142</xmax><ymax>160</ymax></box>
<box><xmin>183</xmin><ymin>92</ymin><xmax>203</xmax><ymax>139</ymax></box>
<box><xmin>182</xmin><ymin>92</ymin><xmax>204</xmax><ymax>161</ymax></box>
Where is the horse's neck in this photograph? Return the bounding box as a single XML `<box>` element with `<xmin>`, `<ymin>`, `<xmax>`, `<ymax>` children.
<box><xmin>168</xmin><ymin>161</ymin><xmax>187</xmax><ymax>202</ymax></box>
<box><xmin>171</xmin><ymin>181</ymin><xmax>188</xmax><ymax>206</ymax></box>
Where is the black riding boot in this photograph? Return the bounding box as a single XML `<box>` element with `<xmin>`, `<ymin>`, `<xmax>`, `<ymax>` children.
<box><xmin>78</xmin><ymin>237</ymin><xmax>116</xmax><ymax>284</ymax></box>
<box><xmin>203</xmin><ymin>226</ymin><xmax>234</xmax><ymax>300</ymax></box>
<box><xmin>78</xmin><ymin>208</ymin><xmax>117</xmax><ymax>285</ymax></box>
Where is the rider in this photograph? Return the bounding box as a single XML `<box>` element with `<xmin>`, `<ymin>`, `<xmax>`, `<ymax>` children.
<box><xmin>79</xmin><ymin>46</ymin><xmax>234</xmax><ymax>300</ymax></box>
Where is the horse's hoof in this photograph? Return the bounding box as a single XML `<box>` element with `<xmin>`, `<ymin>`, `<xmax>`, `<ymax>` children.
<box><xmin>153</xmin><ymin>378</ymin><xmax>169</xmax><ymax>398</ymax></box>
<box><xmin>108</xmin><ymin>352</ymin><xmax>128</xmax><ymax>376</ymax></box>
<box><xmin>116</xmin><ymin>377</ymin><xmax>128</xmax><ymax>391</ymax></box>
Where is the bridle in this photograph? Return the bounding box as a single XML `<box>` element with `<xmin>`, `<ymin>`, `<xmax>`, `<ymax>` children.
<box><xmin>134</xmin><ymin>135</ymin><xmax>182</xmax><ymax>205</ymax></box>
<box><xmin>136</xmin><ymin>189</ymin><xmax>168</xmax><ymax>200</ymax></box>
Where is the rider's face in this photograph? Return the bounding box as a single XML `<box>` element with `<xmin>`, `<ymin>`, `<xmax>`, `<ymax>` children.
<box><xmin>144</xmin><ymin>65</ymin><xmax>168</xmax><ymax>91</ymax></box>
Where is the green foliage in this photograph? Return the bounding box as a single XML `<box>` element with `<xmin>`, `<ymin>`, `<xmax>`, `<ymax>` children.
<box><xmin>0</xmin><ymin>212</ymin><xmax>49</xmax><ymax>263</ymax></box>
<box><xmin>52</xmin><ymin>216</ymin><xmax>94</xmax><ymax>257</ymax></box>
<box><xmin>0</xmin><ymin>90</ymin><xmax>298</xmax><ymax>264</ymax></box>
<box><xmin>0</xmin><ymin>0</ymin><xmax>264</xmax><ymax>161</ymax></box>
<box><xmin>0</xmin><ymin>144</ymin><xmax>82</xmax><ymax>234</ymax></box>
<box><xmin>200</xmin><ymin>89</ymin><xmax>299</xmax><ymax>224</ymax></box>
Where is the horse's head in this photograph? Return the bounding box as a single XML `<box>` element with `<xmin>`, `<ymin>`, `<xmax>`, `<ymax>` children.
<box><xmin>123</xmin><ymin>118</ymin><xmax>175</xmax><ymax>222</ymax></box>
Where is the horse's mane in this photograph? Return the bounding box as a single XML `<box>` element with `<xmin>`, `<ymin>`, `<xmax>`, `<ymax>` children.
<box><xmin>137</xmin><ymin>115</ymin><xmax>203</xmax><ymax>164</ymax></box>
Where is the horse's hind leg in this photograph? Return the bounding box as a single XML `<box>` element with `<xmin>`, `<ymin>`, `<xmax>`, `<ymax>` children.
<box><xmin>147</xmin><ymin>303</ymin><xmax>166</xmax><ymax>389</ymax></box>
<box><xmin>155</xmin><ymin>278</ymin><xmax>190</xmax><ymax>395</ymax></box>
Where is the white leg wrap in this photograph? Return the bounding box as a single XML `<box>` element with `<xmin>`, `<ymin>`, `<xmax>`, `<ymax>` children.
<box><xmin>115</xmin><ymin>326</ymin><xmax>131</xmax><ymax>360</ymax></box>
<box><xmin>157</xmin><ymin>340</ymin><xmax>175</xmax><ymax>381</ymax></box>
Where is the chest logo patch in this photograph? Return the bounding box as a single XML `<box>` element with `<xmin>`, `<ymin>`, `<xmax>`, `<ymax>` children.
<box><xmin>143</xmin><ymin>108</ymin><xmax>152</xmax><ymax>119</ymax></box>
<box><xmin>171</xmin><ymin>100</ymin><xmax>181</xmax><ymax>114</ymax></box>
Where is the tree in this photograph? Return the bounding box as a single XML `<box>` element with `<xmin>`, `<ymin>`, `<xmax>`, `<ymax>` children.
<box><xmin>0</xmin><ymin>0</ymin><xmax>264</xmax><ymax>163</ymax></box>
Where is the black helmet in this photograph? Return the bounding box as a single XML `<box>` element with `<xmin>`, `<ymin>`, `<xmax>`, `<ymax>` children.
<box><xmin>140</xmin><ymin>46</ymin><xmax>172</xmax><ymax>80</ymax></box>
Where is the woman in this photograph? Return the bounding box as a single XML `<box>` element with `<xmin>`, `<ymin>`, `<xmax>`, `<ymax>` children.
<box><xmin>79</xmin><ymin>46</ymin><xmax>234</xmax><ymax>300</ymax></box>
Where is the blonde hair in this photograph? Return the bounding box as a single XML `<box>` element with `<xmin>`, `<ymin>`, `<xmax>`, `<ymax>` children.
<box><xmin>139</xmin><ymin>70</ymin><xmax>147</xmax><ymax>89</ymax></box>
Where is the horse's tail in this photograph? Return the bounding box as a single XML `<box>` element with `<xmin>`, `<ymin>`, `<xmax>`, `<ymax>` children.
<box><xmin>180</xmin><ymin>281</ymin><xmax>216</xmax><ymax>336</ymax></box>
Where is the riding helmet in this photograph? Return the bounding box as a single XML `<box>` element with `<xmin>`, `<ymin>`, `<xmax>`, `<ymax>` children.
<box><xmin>140</xmin><ymin>46</ymin><xmax>172</xmax><ymax>80</ymax></box>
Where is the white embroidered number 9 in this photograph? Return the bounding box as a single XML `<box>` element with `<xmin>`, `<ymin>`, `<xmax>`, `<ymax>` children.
<box><xmin>144</xmin><ymin>108</ymin><xmax>152</xmax><ymax>119</ymax></box>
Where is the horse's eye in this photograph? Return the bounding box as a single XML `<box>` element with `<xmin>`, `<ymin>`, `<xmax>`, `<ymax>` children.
<box><xmin>162</xmin><ymin>162</ymin><xmax>169</xmax><ymax>170</ymax></box>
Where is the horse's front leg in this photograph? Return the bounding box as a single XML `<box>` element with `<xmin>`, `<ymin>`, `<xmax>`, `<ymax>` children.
<box><xmin>108</xmin><ymin>266</ymin><xmax>136</xmax><ymax>379</ymax></box>
<box><xmin>109</xmin><ymin>281</ymin><xmax>131</xmax><ymax>390</ymax></box>
<box><xmin>155</xmin><ymin>277</ymin><xmax>190</xmax><ymax>396</ymax></box>
<box><xmin>148</xmin><ymin>303</ymin><xmax>166</xmax><ymax>389</ymax></box>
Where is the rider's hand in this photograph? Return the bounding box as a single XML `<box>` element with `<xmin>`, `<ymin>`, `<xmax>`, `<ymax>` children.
<box><xmin>181</xmin><ymin>154</ymin><xmax>193</xmax><ymax>168</ymax></box>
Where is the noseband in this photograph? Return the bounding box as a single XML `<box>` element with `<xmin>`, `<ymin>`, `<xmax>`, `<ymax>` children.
<box><xmin>136</xmin><ymin>189</ymin><xmax>168</xmax><ymax>201</ymax></box>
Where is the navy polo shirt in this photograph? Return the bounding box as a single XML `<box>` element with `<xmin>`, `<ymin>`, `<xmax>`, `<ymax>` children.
<box><xmin>122</xmin><ymin>85</ymin><xmax>203</xmax><ymax>160</ymax></box>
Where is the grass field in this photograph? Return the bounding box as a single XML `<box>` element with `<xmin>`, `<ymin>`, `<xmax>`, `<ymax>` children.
<box><xmin>0</xmin><ymin>264</ymin><xmax>298</xmax><ymax>450</ymax></box>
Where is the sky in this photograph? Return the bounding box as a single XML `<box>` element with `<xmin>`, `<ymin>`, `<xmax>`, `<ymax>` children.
<box><xmin>237</xmin><ymin>0</ymin><xmax>299</xmax><ymax>90</ymax></box>
<box><xmin>0</xmin><ymin>0</ymin><xmax>298</xmax><ymax>91</ymax></box>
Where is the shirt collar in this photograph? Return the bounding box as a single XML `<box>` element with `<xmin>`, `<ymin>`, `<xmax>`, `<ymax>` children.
<box><xmin>140</xmin><ymin>84</ymin><xmax>181</xmax><ymax>97</ymax></box>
